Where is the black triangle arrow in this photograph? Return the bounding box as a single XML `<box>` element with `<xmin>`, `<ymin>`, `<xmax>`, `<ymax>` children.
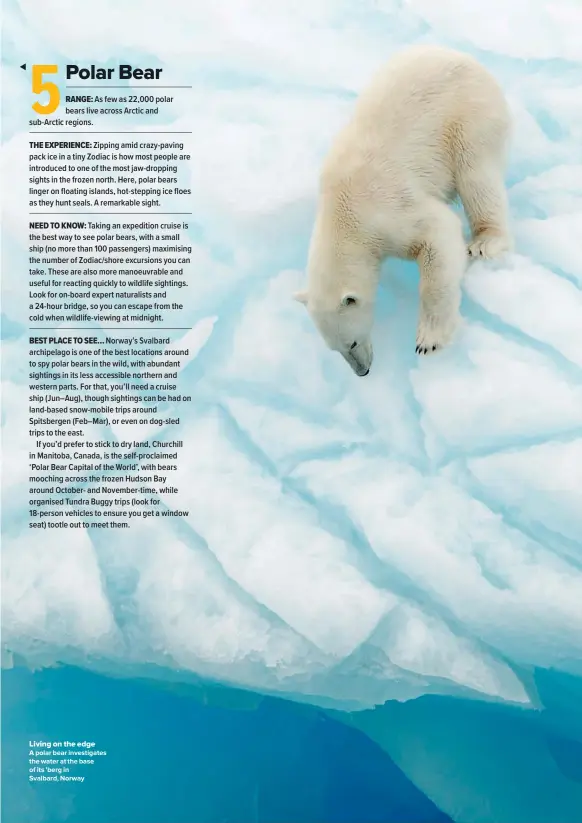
<box><xmin>20</xmin><ymin>63</ymin><xmax>26</xmax><ymax>70</ymax></box>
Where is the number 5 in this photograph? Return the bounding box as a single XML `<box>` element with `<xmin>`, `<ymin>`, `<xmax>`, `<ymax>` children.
<box><xmin>32</xmin><ymin>65</ymin><xmax>60</xmax><ymax>115</ymax></box>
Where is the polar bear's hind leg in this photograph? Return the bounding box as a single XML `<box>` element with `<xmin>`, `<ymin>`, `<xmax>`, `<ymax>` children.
<box><xmin>457</xmin><ymin>161</ymin><xmax>513</xmax><ymax>258</ymax></box>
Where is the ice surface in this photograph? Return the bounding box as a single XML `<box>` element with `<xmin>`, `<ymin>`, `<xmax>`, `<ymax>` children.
<box><xmin>2</xmin><ymin>0</ymin><xmax>582</xmax><ymax>755</ymax></box>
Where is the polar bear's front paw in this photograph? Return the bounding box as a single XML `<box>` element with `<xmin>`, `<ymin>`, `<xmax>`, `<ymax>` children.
<box><xmin>468</xmin><ymin>231</ymin><xmax>512</xmax><ymax>260</ymax></box>
<box><xmin>415</xmin><ymin>312</ymin><xmax>458</xmax><ymax>355</ymax></box>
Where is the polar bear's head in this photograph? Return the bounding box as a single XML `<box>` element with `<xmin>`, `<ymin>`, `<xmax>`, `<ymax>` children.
<box><xmin>294</xmin><ymin>289</ymin><xmax>374</xmax><ymax>376</ymax></box>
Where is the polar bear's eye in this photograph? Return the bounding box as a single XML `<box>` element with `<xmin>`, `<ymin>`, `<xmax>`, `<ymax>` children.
<box><xmin>350</xmin><ymin>341</ymin><xmax>357</xmax><ymax>350</ymax></box>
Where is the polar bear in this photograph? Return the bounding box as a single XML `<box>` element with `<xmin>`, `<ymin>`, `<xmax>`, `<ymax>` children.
<box><xmin>294</xmin><ymin>44</ymin><xmax>512</xmax><ymax>375</ymax></box>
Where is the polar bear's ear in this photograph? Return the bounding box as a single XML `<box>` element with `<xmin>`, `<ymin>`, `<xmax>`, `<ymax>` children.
<box><xmin>293</xmin><ymin>290</ymin><xmax>309</xmax><ymax>305</ymax></box>
<box><xmin>341</xmin><ymin>294</ymin><xmax>358</xmax><ymax>307</ymax></box>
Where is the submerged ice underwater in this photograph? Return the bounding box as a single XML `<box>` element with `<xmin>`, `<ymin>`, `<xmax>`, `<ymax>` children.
<box><xmin>2</xmin><ymin>0</ymin><xmax>582</xmax><ymax>821</ymax></box>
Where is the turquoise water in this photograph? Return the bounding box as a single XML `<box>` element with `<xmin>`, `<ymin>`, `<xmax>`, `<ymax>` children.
<box><xmin>2</xmin><ymin>665</ymin><xmax>453</xmax><ymax>823</ymax></box>
<box><xmin>3</xmin><ymin>665</ymin><xmax>581</xmax><ymax>822</ymax></box>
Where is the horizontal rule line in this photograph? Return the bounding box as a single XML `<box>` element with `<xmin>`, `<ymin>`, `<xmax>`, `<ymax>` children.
<box><xmin>66</xmin><ymin>85</ymin><xmax>193</xmax><ymax>88</ymax></box>
<box><xmin>29</xmin><ymin>131</ymin><xmax>193</xmax><ymax>134</ymax></box>
<box><xmin>29</xmin><ymin>328</ymin><xmax>192</xmax><ymax>330</ymax></box>
<box><xmin>29</xmin><ymin>212</ymin><xmax>192</xmax><ymax>214</ymax></box>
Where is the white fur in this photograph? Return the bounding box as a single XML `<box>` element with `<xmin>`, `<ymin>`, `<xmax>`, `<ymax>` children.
<box><xmin>295</xmin><ymin>44</ymin><xmax>512</xmax><ymax>373</ymax></box>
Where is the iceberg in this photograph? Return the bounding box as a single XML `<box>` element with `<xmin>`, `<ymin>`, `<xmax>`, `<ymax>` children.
<box><xmin>2</xmin><ymin>0</ymin><xmax>582</xmax><ymax>820</ymax></box>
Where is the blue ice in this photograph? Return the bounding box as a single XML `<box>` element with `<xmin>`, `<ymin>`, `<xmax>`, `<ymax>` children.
<box><xmin>2</xmin><ymin>1</ymin><xmax>582</xmax><ymax>821</ymax></box>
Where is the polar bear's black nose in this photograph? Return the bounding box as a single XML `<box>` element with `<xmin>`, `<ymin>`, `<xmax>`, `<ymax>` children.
<box><xmin>360</xmin><ymin>368</ymin><xmax>370</xmax><ymax>377</ymax></box>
